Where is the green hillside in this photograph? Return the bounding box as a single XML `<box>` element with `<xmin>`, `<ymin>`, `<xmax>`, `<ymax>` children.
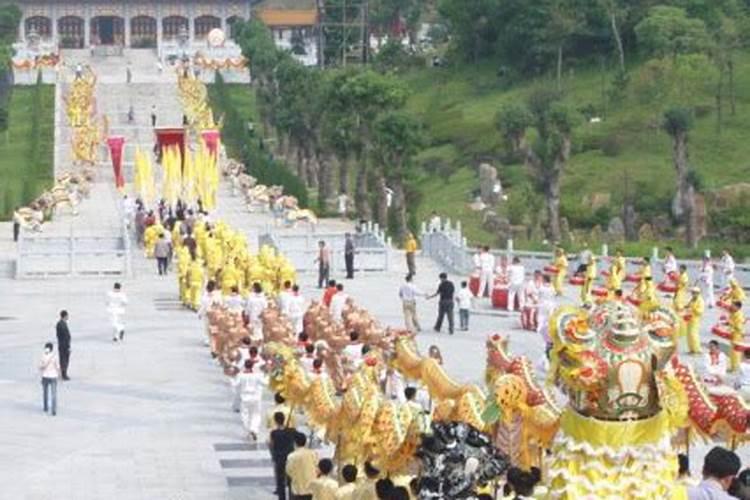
<box><xmin>405</xmin><ymin>55</ymin><xmax>750</xmax><ymax>255</ymax></box>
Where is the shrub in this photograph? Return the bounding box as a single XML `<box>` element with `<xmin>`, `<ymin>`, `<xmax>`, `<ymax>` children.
<box><xmin>601</xmin><ymin>133</ymin><xmax>625</xmax><ymax>157</ymax></box>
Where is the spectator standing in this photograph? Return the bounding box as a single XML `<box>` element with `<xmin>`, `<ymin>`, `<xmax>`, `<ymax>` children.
<box><xmin>475</xmin><ymin>246</ymin><xmax>495</xmax><ymax>299</ymax></box>
<box><xmin>404</xmin><ymin>233</ymin><xmax>418</xmax><ymax>276</ymax></box>
<box><xmin>344</xmin><ymin>233</ymin><xmax>355</xmax><ymax>279</ymax></box>
<box><xmin>12</xmin><ymin>206</ymin><xmax>22</xmax><ymax>242</ymax></box>
<box><xmin>399</xmin><ymin>274</ymin><xmax>424</xmax><ymax>332</ymax></box>
<box><xmin>429</xmin><ymin>273</ymin><xmax>455</xmax><ymax>335</ymax></box>
<box><xmin>38</xmin><ymin>342</ymin><xmax>60</xmax><ymax>416</ymax></box>
<box><xmin>154</xmin><ymin>233</ymin><xmax>172</xmax><ymax>275</ymax></box>
<box><xmin>316</xmin><ymin>241</ymin><xmax>331</xmax><ymax>289</ymax></box>
<box><xmin>507</xmin><ymin>257</ymin><xmax>525</xmax><ymax>312</ymax></box>
<box><xmin>456</xmin><ymin>281</ymin><xmax>473</xmax><ymax>331</ymax></box>
<box><xmin>721</xmin><ymin>249</ymin><xmax>736</xmax><ymax>289</ymax></box>
<box><xmin>269</xmin><ymin>412</ymin><xmax>297</xmax><ymax>500</ymax></box>
<box><xmin>687</xmin><ymin>446</ymin><xmax>741</xmax><ymax>499</ymax></box>
<box><xmin>56</xmin><ymin>310</ymin><xmax>71</xmax><ymax>381</ymax></box>
<box><xmin>150</xmin><ymin>104</ymin><xmax>157</xmax><ymax>127</ymax></box>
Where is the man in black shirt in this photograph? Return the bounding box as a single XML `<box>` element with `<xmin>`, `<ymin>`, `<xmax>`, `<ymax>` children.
<box><xmin>56</xmin><ymin>310</ymin><xmax>71</xmax><ymax>380</ymax></box>
<box><xmin>269</xmin><ymin>411</ymin><xmax>297</xmax><ymax>500</ymax></box>
<box><xmin>344</xmin><ymin>233</ymin><xmax>355</xmax><ymax>279</ymax></box>
<box><xmin>429</xmin><ymin>273</ymin><xmax>455</xmax><ymax>334</ymax></box>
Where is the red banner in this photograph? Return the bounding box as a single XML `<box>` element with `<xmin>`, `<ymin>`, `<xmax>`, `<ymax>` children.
<box><xmin>154</xmin><ymin>127</ymin><xmax>186</xmax><ymax>164</ymax></box>
<box><xmin>107</xmin><ymin>136</ymin><xmax>125</xmax><ymax>189</ymax></box>
<box><xmin>201</xmin><ymin>129</ymin><xmax>220</xmax><ymax>158</ymax></box>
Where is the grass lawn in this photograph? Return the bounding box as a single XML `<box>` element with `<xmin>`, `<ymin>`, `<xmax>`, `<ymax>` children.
<box><xmin>0</xmin><ymin>84</ymin><xmax>55</xmax><ymax>219</ymax></box>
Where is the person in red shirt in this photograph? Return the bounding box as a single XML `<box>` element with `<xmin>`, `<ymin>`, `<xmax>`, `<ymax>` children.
<box><xmin>322</xmin><ymin>280</ymin><xmax>337</xmax><ymax>307</ymax></box>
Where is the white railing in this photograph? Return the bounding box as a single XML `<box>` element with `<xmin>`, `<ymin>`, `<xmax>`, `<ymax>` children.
<box><xmin>259</xmin><ymin>223</ymin><xmax>391</xmax><ymax>274</ymax></box>
<box><xmin>420</xmin><ymin>219</ymin><xmax>750</xmax><ymax>288</ymax></box>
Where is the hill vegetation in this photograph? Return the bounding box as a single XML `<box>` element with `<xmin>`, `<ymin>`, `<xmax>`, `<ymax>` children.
<box><xmin>226</xmin><ymin>1</ymin><xmax>750</xmax><ymax>256</ymax></box>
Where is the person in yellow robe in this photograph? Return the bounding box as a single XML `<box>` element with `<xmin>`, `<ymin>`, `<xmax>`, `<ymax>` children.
<box><xmin>723</xmin><ymin>278</ymin><xmax>747</xmax><ymax>305</ymax></box>
<box><xmin>684</xmin><ymin>287</ymin><xmax>704</xmax><ymax>354</ymax></box>
<box><xmin>405</xmin><ymin>233</ymin><xmax>418</xmax><ymax>277</ymax></box>
<box><xmin>310</xmin><ymin>459</ymin><xmax>338</xmax><ymax>500</ymax></box>
<box><xmin>638</xmin><ymin>276</ymin><xmax>660</xmax><ymax>316</ymax></box>
<box><xmin>188</xmin><ymin>258</ymin><xmax>205</xmax><ymax>310</ymax></box>
<box><xmin>176</xmin><ymin>246</ymin><xmax>191</xmax><ymax>305</ymax></box>
<box><xmin>581</xmin><ymin>255</ymin><xmax>596</xmax><ymax>304</ymax></box>
<box><xmin>673</xmin><ymin>265</ymin><xmax>689</xmax><ymax>312</ymax></box>
<box><xmin>607</xmin><ymin>252</ymin><xmax>625</xmax><ymax>297</ymax></box>
<box><xmin>143</xmin><ymin>222</ymin><xmax>164</xmax><ymax>258</ymax></box>
<box><xmin>221</xmin><ymin>261</ymin><xmax>241</xmax><ymax>296</ymax></box>
<box><xmin>553</xmin><ymin>248</ymin><xmax>568</xmax><ymax>296</ymax></box>
<box><xmin>639</xmin><ymin>256</ymin><xmax>652</xmax><ymax>281</ymax></box>
<box><xmin>729</xmin><ymin>301</ymin><xmax>746</xmax><ymax>372</ymax></box>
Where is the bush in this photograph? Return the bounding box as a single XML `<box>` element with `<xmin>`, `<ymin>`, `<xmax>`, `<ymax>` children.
<box><xmin>601</xmin><ymin>133</ymin><xmax>625</xmax><ymax>157</ymax></box>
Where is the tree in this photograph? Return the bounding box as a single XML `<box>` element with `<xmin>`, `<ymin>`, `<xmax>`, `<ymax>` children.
<box><xmin>438</xmin><ymin>0</ymin><xmax>502</xmax><ymax>62</ymax></box>
<box><xmin>371</xmin><ymin>111</ymin><xmax>426</xmax><ymax>241</ymax></box>
<box><xmin>496</xmin><ymin>91</ymin><xmax>578</xmax><ymax>242</ymax></box>
<box><xmin>663</xmin><ymin>107</ymin><xmax>698</xmax><ymax>248</ymax></box>
<box><xmin>634</xmin><ymin>6</ymin><xmax>711</xmax><ymax>59</ymax></box>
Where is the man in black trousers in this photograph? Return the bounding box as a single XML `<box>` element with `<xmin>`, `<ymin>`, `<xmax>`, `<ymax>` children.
<box><xmin>56</xmin><ymin>310</ymin><xmax>71</xmax><ymax>381</ymax></box>
<box><xmin>269</xmin><ymin>411</ymin><xmax>296</xmax><ymax>500</ymax></box>
<box><xmin>344</xmin><ymin>233</ymin><xmax>355</xmax><ymax>279</ymax></box>
<box><xmin>429</xmin><ymin>273</ymin><xmax>456</xmax><ymax>335</ymax></box>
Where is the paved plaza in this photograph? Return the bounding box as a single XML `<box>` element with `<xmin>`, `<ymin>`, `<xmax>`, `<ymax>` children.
<box><xmin>0</xmin><ymin>54</ymin><xmax>747</xmax><ymax>499</ymax></box>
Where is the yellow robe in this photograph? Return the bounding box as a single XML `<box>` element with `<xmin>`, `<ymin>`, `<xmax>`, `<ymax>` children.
<box><xmin>176</xmin><ymin>247</ymin><xmax>191</xmax><ymax>304</ymax></box>
<box><xmin>554</xmin><ymin>254</ymin><xmax>568</xmax><ymax>295</ymax></box>
<box><xmin>729</xmin><ymin>309</ymin><xmax>746</xmax><ymax>372</ymax></box>
<box><xmin>188</xmin><ymin>259</ymin><xmax>205</xmax><ymax>310</ymax></box>
<box><xmin>685</xmin><ymin>295</ymin><xmax>704</xmax><ymax>354</ymax></box>
<box><xmin>673</xmin><ymin>272</ymin><xmax>689</xmax><ymax>311</ymax></box>
<box><xmin>582</xmin><ymin>260</ymin><xmax>596</xmax><ymax>303</ymax></box>
<box><xmin>639</xmin><ymin>281</ymin><xmax>659</xmax><ymax>316</ymax></box>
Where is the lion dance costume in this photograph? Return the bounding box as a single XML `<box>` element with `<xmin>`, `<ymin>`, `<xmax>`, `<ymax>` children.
<box><xmin>547</xmin><ymin>300</ymin><xmax>688</xmax><ymax>500</ymax></box>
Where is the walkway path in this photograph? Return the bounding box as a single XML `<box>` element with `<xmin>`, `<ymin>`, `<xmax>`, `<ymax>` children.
<box><xmin>0</xmin><ymin>55</ymin><xmax>746</xmax><ymax>499</ymax></box>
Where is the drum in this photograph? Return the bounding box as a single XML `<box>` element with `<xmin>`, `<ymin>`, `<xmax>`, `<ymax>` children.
<box><xmin>469</xmin><ymin>274</ymin><xmax>480</xmax><ymax>296</ymax></box>
<box><xmin>717</xmin><ymin>300</ymin><xmax>731</xmax><ymax>311</ymax></box>
<box><xmin>492</xmin><ymin>287</ymin><xmax>511</xmax><ymax>309</ymax></box>
<box><xmin>625</xmin><ymin>274</ymin><xmax>641</xmax><ymax>283</ymax></box>
<box><xmin>657</xmin><ymin>282</ymin><xmax>677</xmax><ymax>293</ymax></box>
<box><xmin>569</xmin><ymin>276</ymin><xmax>584</xmax><ymax>286</ymax></box>
<box><xmin>543</xmin><ymin>265</ymin><xmax>559</xmax><ymax>275</ymax></box>
<box><xmin>711</xmin><ymin>325</ymin><xmax>732</xmax><ymax>341</ymax></box>
<box><xmin>627</xmin><ymin>296</ymin><xmax>642</xmax><ymax>307</ymax></box>
<box><xmin>592</xmin><ymin>287</ymin><xmax>608</xmax><ymax>298</ymax></box>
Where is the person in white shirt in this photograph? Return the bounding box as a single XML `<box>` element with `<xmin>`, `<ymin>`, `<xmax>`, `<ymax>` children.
<box><xmin>456</xmin><ymin>281</ymin><xmax>473</xmax><ymax>331</ymax></box>
<box><xmin>699</xmin><ymin>256</ymin><xmax>715</xmax><ymax>308</ymax></box>
<box><xmin>536</xmin><ymin>275</ymin><xmax>556</xmax><ymax>351</ymax></box>
<box><xmin>39</xmin><ymin>342</ymin><xmax>60</xmax><ymax>416</ymax></box>
<box><xmin>224</xmin><ymin>286</ymin><xmax>245</xmax><ymax>313</ymax></box>
<box><xmin>720</xmin><ymin>249</ymin><xmax>736</xmax><ymax>289</ymax></box>
<box><xmin>343</xmin><ymin>332</ymin><xmax>364</xmax><ymax>370</ymax></box>
<box><xmin>687</xmin><ymin>446</ymin><xmax>741</xmax><ymax>500</ymax></box>
<box><xmin>244</xmin><ymin>283</ymin><xmax>267</xmax><ymax>340</ymax></box>
<box><xmin>475</xmin><ymin>246</ymin><xmax>496</xmax><ymax>299</ymax></box>
<box><xmin>107</xmin><ymin>282</ymin><xmax>128</xmax><ymax>342</ymax></box>
<box><xmin>429</xmin><ymin>211</ymin><xmax>441</xmax><ymax>232</ymax></box>
<box><xmin>507</xmin><ymin>257</ymin><xmax>526</xmax><ymax>312</ymax></box>
<box><xmin>287</xmin><ymin>285</ymin><xmax>306</xmax><ymax>335</ymax></box>
<box><xmin>399</xmin><ymin>274</ymin><xmax>424</xmax><ymax>332</ymax></box>
<box><xmin>736</xmin><ymin>350</ymin><xmax>750</xmax><ymax>399</ymax></box>
<box><xmin>663</xmin><ymin>246</ymin><xmax>678</xmax><ymax>278</ymax></box>
<box><xmin>300</xmin><ymin>343</ymin><xmax>317</xmax><ymax>373</ymax></box>
<box><xmin>122</xmin><ymin>195</ymin><xmax>136</xmax><ymax>229</ymax></box>
<box><xmin>198</xmin><ymin>280</ymin><xmax>223</xmax><ymax>346</ymax></box>
<box><xmin>329</xmin><ymin>283</ymin><xmax>348</xmax><ymax>323</ymax></box>
<box><xmin>522</xmin><ymin>271</ymin><xmax>542</xmax><ymax>330</ymax></box>
<box><xmin>337</xmin><ymin>193</ymin><xmax>349</xmax><ymax>219</ymax></box>
<box><xmin>277</xmin><ymin>280</ymin><xmax>293</xmax><ymax>317</ymax></box>
<box><xmin>237</xmin><ymin>359</ymin><xmax>266</xmax><ymax>441</ymax></box>
<box><xmin>704</xmin><ymin>340</ymin><xmax>729</xmax><ymax>384</ymax></box>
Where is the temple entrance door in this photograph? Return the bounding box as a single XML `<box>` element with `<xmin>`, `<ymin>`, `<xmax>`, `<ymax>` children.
<box><xmin>98</xmin><ymin>17</ymin><xmax>115</xmax><ymax>45</ymax></box>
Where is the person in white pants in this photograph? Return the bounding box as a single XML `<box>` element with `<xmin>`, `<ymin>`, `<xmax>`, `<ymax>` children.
<box><xmin>721</xmin><ymin>249</ymin><xmax>736</xmax><ymax>289</ymax></box>
<box><xmin>507</xmin><ymin>257</ymin><xmax>526</xmax><ymax>311</ymax></box>
<box><xmin>238</xmin><ymin>359</ymin><xmax>266</xmax><ymax>441</ymax></box>
<box><xmin>107</xmin><ymin>282</ymin><xmax>128</xmax><ymax>342</ymax></box>
<box><xmin>476</xmin><ymin>246</ymin><xmax>495</xmax><ymax>299</ymax></box>
<box><xmin>287</xmin><ymin>285</ymin><xmax>306</xmax><ymax>335</ymax></box>
<box><xmin>536</xmin><ymin>276</ymin><xmax>556</xmax><ymax>354</ymax></box>
<box><xmin>699</xmin><ymin>256</ymin><xmax>715</xmax><ymax>308</ymax></box>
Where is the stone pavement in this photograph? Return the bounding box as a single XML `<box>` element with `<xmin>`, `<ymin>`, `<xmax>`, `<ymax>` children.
<box><xmin>0</xmin><ymin>57</ymin><xmax>747</xmax><ymax>499</ymax></box>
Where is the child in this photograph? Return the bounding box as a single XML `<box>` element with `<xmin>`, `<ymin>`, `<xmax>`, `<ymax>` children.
<box><xmin>456</xmin><ymin>281</ymin><xmax>473</xmax><ymax>331</ymax></box>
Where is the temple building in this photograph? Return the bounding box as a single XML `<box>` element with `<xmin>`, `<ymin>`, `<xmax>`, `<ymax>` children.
<box><xmin>15</xmin><ymin>0</ymin><xmax>320</xmax><ymax>65</ymax></box>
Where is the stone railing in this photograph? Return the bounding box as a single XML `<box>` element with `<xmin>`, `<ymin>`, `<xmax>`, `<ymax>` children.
<box><xmin>259</xmin><ymin>222</ymin><xmax>391</xmax><ymax>275</ymax></box>
<box><xmin>16</xmin><ymin>224</ymin><xmax>132</xmax><ymax>279</ymax></box>
<box><xmin>420</xmin><ymin>219</ymin><xmax>750</xmax><ymax>289</ymax></box>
